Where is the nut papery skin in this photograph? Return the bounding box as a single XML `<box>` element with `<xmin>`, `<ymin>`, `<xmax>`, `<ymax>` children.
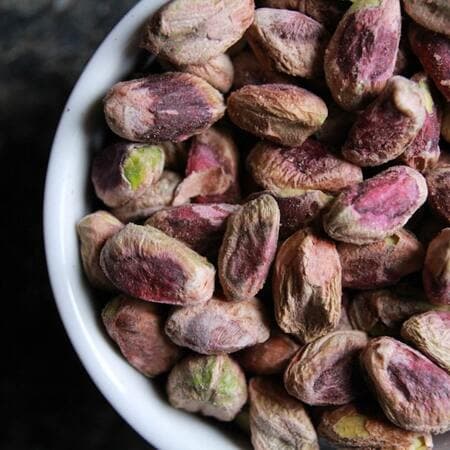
<box><xmin>403</xmin><ymin>0</ymin><xmax>450</xmax><ymax>38</ymax></box>
<box><xmin>426</xmin><ymin>166</ymin><xmax>450</xmax><ymax>224</ymax></box>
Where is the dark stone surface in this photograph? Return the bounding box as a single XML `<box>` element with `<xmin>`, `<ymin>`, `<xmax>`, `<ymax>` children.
<box><xmin>1</xmin><ymin>1</ymin><xmax>152</xmax><ymax>449</ymax></box>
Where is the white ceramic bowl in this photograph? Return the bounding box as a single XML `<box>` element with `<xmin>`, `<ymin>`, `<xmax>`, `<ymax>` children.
<box><xmin>44</xmin><ymin>1</ymin><xmax>450</xmax><ymax>448</ymax></box>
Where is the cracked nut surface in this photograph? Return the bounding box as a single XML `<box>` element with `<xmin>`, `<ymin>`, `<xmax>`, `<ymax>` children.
<box><xmin>284</xmin><ymin>330</ymin><xmax>368</xmax><ymax>406</ymax></box>
<box><xmin>100</xmin><ymin>224</ymin><xmax>215</xmax><ymax>305</ymax></box>
<box><xmin>323</xmin><ymin>166</ymin><xmax>428</xmax><ymax>245</ymax></box>
<box><xmin>273</xmin><ymin>228</ymin><xmax>342</xmax><ymax>343</ymax></box>
<box><xmin>228</xmin><ymin>84</ymin><xmax>328</xmax><ymax>146</ymax></box>
<box><xmin>167</xmin><ymin>354</ymin><xmax>247</xmax><ymax>421</ymax></box>
<box><xmin>104</xmin><ymin>72</ymin><xmax>225</xmax><ymax>143</ymax></box>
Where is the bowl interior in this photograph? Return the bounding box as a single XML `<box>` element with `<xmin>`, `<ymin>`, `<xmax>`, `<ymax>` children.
<box><xmin>44</xmin><ymin>0</ymin><xmax>450</xmax><ymax>449</ymax></box>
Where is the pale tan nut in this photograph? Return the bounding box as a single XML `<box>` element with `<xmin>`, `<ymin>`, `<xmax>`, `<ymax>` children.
<box><xmin>236</xmin><ymin>332</ymin><xmax>300</xmax><ymax>375</ymax></box>
<box><xmin>426</xmin><ymin>166</ymin><xmax>450</xmax><ymax>224</ymax></box>
<box><xmin>342</xmin><ymin>76</ymin><xmax>427</xmax><ymax>167</ymax></box>
<box><xmin>403</xmin><ymin>0</ymin><xmax>450</xmax><ymax>38</ymax></box>
<box><xmin>323</xmin><ymin>166</ymin><xmax>428</xmax><ymax>245</ymax></box>
<box><xmin>232</xmin><ymin>49</ymin><xmax>294</xmax><ymax>90</ymax></box>
<box><xmin>402</xmin><ymin>311</ymin><xmax>450</xmax><ymax>375</ymax></box>
<box><xmin>249</xmin><ymin>377</ymin><xmax>319</xmax><ymax>450</ymax></box>
<box><xmin>284</xmin><ymin>331</ymin><xmax>368</xmax><ymax>406</ymax></box>
<box><xmin>337</xmin><ymin>229</ymin><xmax>425</xmax><ymax>290</ymax></box>
<box><xmin>273</xmin><ymin>228</ymin><xmax>342</xmax><ymax>344</ymax></box>
<box><xmin>443</xmin><ymin>104</ymin><xmax>450</xmax><ymax>144</ymax></box>
<box><xmin>141</xmin><ymin>0</ymin><xmax>255</xmax><ymax>66</ymax></box>
<box><xmin>104</xmin><ymin>72</ymin><xmax>225</xmax><ymax>143</ymax></box>
<box><xmin>247</xmin><ymin>139</ymin><xmax>362</xmax><ymax>195</ymax></box>
<box><xmin>227</xmin><ymin>84</ymin><xmax>328</xmax><ymax>147</ymax></box>
<box><xmin>246</xmin><ymin>8</ymin><xmax>330</xmax><ymax>79</ymax></box>
<box><xmin>166</xmin><ymin>354</ymin><xmax>247</xmax><ymax>421</ymax></box>
<box><xmin>111</xmin><ymin>171</ymin><xmax>181</xmax><ymax>223</ymax></box>
<box><xmin>324</xmin><ymin>0</ymin><xmax>401</xmax><ymax>111</ymax></box>
<box><xmin>219</xmin><ymin>194</ymin><xmax>280</xmax><ymax>301</ymax></box>
<box><xmin>100</xmin><ymin>224</ymin><xmax>215</xmax><ymax>306</ymax></box>
<box><xmin>360</xmin><ymin>336</ymin><xmax>450</xmax><ymax>434</ymax></box>
<box><xmin>165</xmin><ymin>296</ymin><xmax>270</xmax><ymax>355</ymax></box>
<box><xmin>178</xmin><ymin>54</ymin><xmax>234</xmax><ymax>94</ymax></box>
<box><xmin>317</xmin><ymin>402</ymin><xmax>433</xmax><ymax>449</ymax></box>
<box><xmin>76</xmin><ymin>211</ymin><xmax>124</xmax><ymax>290</ymax></box>
<box><xmin>102</xmin><ymin>295</ymin><xmax>181</xmax><ymax>377</ymax></box>
<box><xmin>423</xmin><ymin>228</ymin><xmax>450</xmax><ymax>305</ymax></box>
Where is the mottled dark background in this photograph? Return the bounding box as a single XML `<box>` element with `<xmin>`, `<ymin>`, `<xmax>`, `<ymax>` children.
<box><xmin>2</xmin><ymin>1</ymin><xmax>152</xmax><ymax>449</ymax></box>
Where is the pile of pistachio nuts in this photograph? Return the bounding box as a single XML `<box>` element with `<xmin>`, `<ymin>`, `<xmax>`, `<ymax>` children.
<box><xmin>77</xmin><ymin>0</ymin><xmax>450</xmax><ymax>448</ymax></box>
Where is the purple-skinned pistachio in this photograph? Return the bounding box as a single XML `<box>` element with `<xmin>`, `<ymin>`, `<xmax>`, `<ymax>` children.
<box><xmin>426</xmin><ymin>166</ymin><xmax>450</xmax><ymax>224</ymax></box>
<box><xmin>104</xmin><ymin>72</ymin><xmax>225</xmax><ymax>143</ymax></box>
<box><xmin>403</xmin><ymin>0</ymin><xmax>450</xmax><ymax>38</ymax></box>
<box><xmin>219</xmin><ymin>194</ymin><xmax>280</xmax><ymax>301</ymax></box>
<box><xmin>91</xmin><ymin>142</ymin><xmax>165</xmax><ymax>208</ymax></box>
<box><xmin>100</xmin><ymin>224</ymin><xmax>215</xmax><ymax>305</ymax></box>
<box><xmin>247</xmin><ymin>139</ymin><xmax>362</xmax><ymax>195</ymax></box>
<box><xmin>145</xmin><ymin>203</ymin><xmax>240</xmax><ymax>259</ymax></box>
<box><xmin>246</xmin><ymin>8</ymin><xmax>330</xmax><ymax>79</ymax></box>
<box><xmin>76</xmin><ymin>211</ymin><xmax>124</xmax><ymax>290</ymax></box>
<box><xmin>323</xmin><ymin>166</ymin><xmax>428</xmax><ymax>245</ymax></box>
<box><xmin>165</xmin><ymin>296</ymin><xmax>270</xmax><ymax>355</ymax></box>
<box><xmin>324</xmin><ymin>0</ymin><xmax>401</xmax><ymax>111</ymax></box>
<box><xmin>342</xmin><ymin>76</ymin><xmax>426</xmax><ymax>167</ymax></box>
<box><xmin>102</xmin><ymin>295</ymin><xmax>181</xmax><ymax>377</ymax></box>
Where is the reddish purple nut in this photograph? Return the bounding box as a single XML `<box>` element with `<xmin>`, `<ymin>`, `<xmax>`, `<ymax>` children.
<box><xmin>342</xmin><ymin>76</ymin><xmax>426</xmax><ymax>167</ymax></box>
<box><xmin>104</xmin><ymin>72</ymin><xmax>225</xmax><ymax>143</ymax></box>
<box><xmin>247</xmin><ymin>139</ymin><xmax>362</xmax><ymax>195</ymax></box>
<box><xmin>100</xmin><ymin>224</ymin><xmax>215</xmax><ymax>305</ymax></box>
<box><xmin>423</xmin><ymin>228</ymin><xmax>450</xmax><ymax>305</ymax></box>
<box><xmin>361</xmin><ymin>336</ymin><xmax>450</xmax><ymax>434</ymax></box>
<box><xmin>145</xmin><ymin>203</ymin><xmax>239</xmax><ymax>259</ymax></box>
<box><xmin>102</xmin><ymin>295</ymin><xmax>182</xmax><ymax>377</ymax></box>
<box><xmin>426</xmin><ymin>166</ymin><xmax>450</xmax><ymax>224</ymax></box>
<box><xmin>324</xmin><ymin>0</ymin><xmax>401</xmax><ymax>111</ymax></box>
<box><xmin>323</xmin><ymin>166</ymin><xmax>428</xmax><ymax>245</ymax></box>
<box><xmin>337</xmin><ymin>229</ymin><xmax>425</xmax><ymax>290</ymax></box>
<box><xmin>409</xmin><ymin>23</ymin><xmax>450</xmax><ymax>102</ymax></box>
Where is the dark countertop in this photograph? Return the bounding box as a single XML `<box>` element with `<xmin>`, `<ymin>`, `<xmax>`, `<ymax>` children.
<box><xmin>2</xmin><ymin>2</ymin><xmax>151</xmax><ymax>449</ymax></box>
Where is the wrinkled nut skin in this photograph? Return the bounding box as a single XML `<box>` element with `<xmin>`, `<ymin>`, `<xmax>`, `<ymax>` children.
<box><xmin>402</xmin><ymin>311</ymin><xmax>450</xmax><ymax>375</ymax></box>
<box><xmin>423</xmin><ymin>228</ymin><xmax>450</xmax><ymax>305</ymax></box>
<box><xmin>284</xmin><ymin>331</ymin><xmax>368</xmax><ymax>406</ymax></box>
<box><xmin>342</xmin><ymin>76</ymin><xmax>426</xmax><ymax>167</ymax></box>
<box><xmin>91</xmin><ymin>142</ymin><xmax>165</xmax><ymax>208</ymax></box>
<box><xmin>104</xmin><ymin>72</ymin><xmax>225</xmax><ymax>143</ymax></box>
<box><xmin>111</xmin><ymin>171</ymin><xmax>181</xmax><ymax>223</ymax></box>
<box><xmin>165</xmin><ymin>296</ymin><xmax>270</xmax><ymax>355</ymax></box>
<box><xmin>219</xmin><ymin>194</ymin><xmax>280</xmax><ymax>301</ymax></box>
<box><xmin>247</xmin><ymin>139</ymin><xmax>362</xmax><ymax>195</ymax></box>
<box><xmin>403</xmin><ymin>0</ymin><xmax>450</xmax><ymax>38</ymax></box>
<box><xmin>177</xmin><ymin>127</ymin><xmax>240</xmax><ymax>205</ymax></box>
<box><xmin>409</xmin><ymin>23</ymin><xmax>450</xmax><ymax>102</ymax></box>
<box><xmin>337</xmin><ymin>229</ymin><xmax>425</xmax><ymax>290</ymax></box>
<box><xmin>247</xmin><ymin>8</ymin><xmax>330</xmax><ymax>79</ymax></box>
<box><xmin>100</xmin><ymin>224</ymin><xmax>215</xmax><ymax>305</ymax></box>
<box><xmin>76</xmin><ymin>211</ymin><xmax>124</xmax><ymax>290</ymax></box>
<box><xmin>443</xmin><ymin>104</ymin><xmax>450</xmax><ymax>144</ymax></box>
<box><xmin>145</xmin><ymin>203</ymin><xmax>239</xmax><ymax>258</ymax></box>
<box><xmin>141</xmin><ymin>0</ymin><xmax>255</xmax><ymax>66</ymax></box>
<box><xmin>360</xmin><ymin>336</ymin><xmax>450</xmax><ymax>434</ymax></box>
<box><xmin>318</xmin><ymin>402</ymin><xmax>433</xmax><ymax>449</ymax></box>
<box><xmin>102</xmin><ymin>295</ymin><xmax>181</xmax><ymax>377</ymax></box>
<box><xmin>166</xmin><ymin>354</ymin><xmax>247</xmax><ymax>421</ymax></box>
<box><xmin>228</xmin><ymin>84</ymin><xmax>328</xmax><ymax>147</ymax></box>
<box><xmin>427</xmin><ymin>166</ymin><xmax>450</xmax><ymax>224</ymax></box>
<box><xmin>236</xmin><ymin>332</ymin><xmax>300</xmax><ymax>375</ymax></box>
<box><xmin>323</xmin><ymin>166</ymin><xmax>428</xmax><ymax>245</ymax></box>
<box><xmin>349</xmin><ymin>287</ymin><xmax>439</xmax><ymax>337</ymax></box>
<box><xmin>249</xmin><ymin>377</ymin><xmax>319</xmax><ymax>450</ymax></box>
<box><xmin>324</xmin><ymin>0</ymin><xmax>401</xmax><ymax>112</ymax></box>
<box><xmin>400</xmin><ymin>73</ymin><xmax>441</xmax><ymax>172</ymax></box>
<box><xmin>232</xmin><ymin>50</ymin><xmax>293</xmax><ymax>90</ymax></box>
<box><xmin>273</xmin><ymin>229</ymin><xmax>342</xmax><ymax>343</ymax></box>
<box><xmin>178</xmin><ymin>54</ymin><xmax>234</xmax><ymax>94</ymax></box>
